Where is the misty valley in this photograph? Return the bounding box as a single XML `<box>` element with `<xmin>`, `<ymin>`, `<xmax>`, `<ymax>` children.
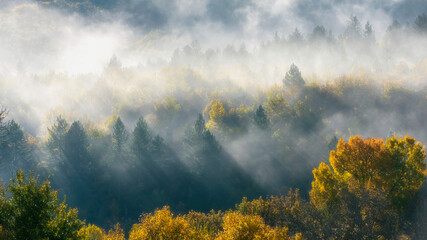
<box><xmin>1</xmin><ymin>1</ymin><xmax>427</xmax><ymax>240</ymax></box>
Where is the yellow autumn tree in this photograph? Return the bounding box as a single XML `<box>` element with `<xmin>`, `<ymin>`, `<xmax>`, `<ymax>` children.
<box><xmin>215</xmin><ymin>212</ymin><xmax>293</xmax><ymax>240</ymax></box>
<box><xmin>184</xmin><ymin>210</ymin><xmax>223</xmax><ymax>238</ymax></box>
<box><xmin>206</xmin><ymin>101</ymin><xmax>227</xmax><ymax>132</ymax></box>
<box><xmin>384</xmin><ymin>136</ymin><xmax>427</xmax><ymax>208</ymax></box>
<box><xmin>309</xmin><ymin>135</ymin><xmax>426</xmax><ymax>238</ymax></box>
<box><xmin>310</xmin><ymin>135</ymin><xmax>427</xmax><ymax>210</ymax></box>
<box><xmin>129</xmin><ymin>206</ymin><xmax>204</xmax><ymax>240</ymax></box>
<box><xmin>329</xmin><ymin>136</ymin><xmax>389</xmax><ymax>187</ymax></box>
<box><xmin>78</xmin><ymin>224</ymin><xmax>104</xmax><ymax>240</ymax></box>
<box><xmin>310</xmin><ymin>162</ymin><xmax>342</xmax><ymax>210</ymax></box>
<box><xmin>105</xmin><ymin>224</ymin><xmax>125</xmax><ymax>240</ymax></box>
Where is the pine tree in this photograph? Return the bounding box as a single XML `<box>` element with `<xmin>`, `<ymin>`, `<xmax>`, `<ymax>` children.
<box><xmin>344</xmin><ymin>15</ymin><xmax>362</xmax><ymax>41</ymax></box>
<box><xmin>254</xmin><ymin>105</ymin><xmax>269</xmax><ymax>130</ymax></box>
<box><xmin>131</xmin><ymin>117</ymin><xmax>152</xmax><ymax>163</ymax></box>
<box><xmin>283</xmin><ymin>64</ymin><xmax>305</xmax><ymax>89</ymax></box>
<box><xmin>0</xmin><ymin>121</ymin><xmax>33</xmax><ymax>171</ymax></box>
<box><xmin>112</xmin><ymin>117</ymin><xmax>128</xmax><ymax>159</ymax></box>
<box><xmin>46</xmin><ymin>116</ymin><xmax>69</xmax><ymax>164</ymax></box>
<box><xmin>195</xmin><ymin>114</ymin><xmax>206</xmax><ymax>136</ymax></box>
<box><xmin>414</xmin><ymin>13</ymin><xmax>427</xmax><ymax>32</ymax></box>
<box><xmin>63</xmin><ymin>121</ymin><xmax>90</xmax><ymax>170</ymax></box>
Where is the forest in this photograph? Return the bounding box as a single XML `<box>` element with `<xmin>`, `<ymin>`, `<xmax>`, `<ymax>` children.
<box><xmin>1</xmin><ymin>0</ymin><xmax>427</xmax><ymax>239</ymax></box>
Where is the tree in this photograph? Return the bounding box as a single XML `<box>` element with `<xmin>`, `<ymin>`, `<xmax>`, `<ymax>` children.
<box><xmin>184</xmin><ymin>114</ymin><xmax>221</xmax><ymax>173</ymax></box>
<box><xmin>217</xmin><ymin>212</ymin><xmax>293</xmax><ymax>240</ymax></box>
<box><xmin>254</xmin><ymin>105</ymin><xmax>269</xmax><ymax>130</ymax></box>
<box><xmin>77</xmin><ymin>223</ymin><xmax>125</xmax><ymax>240</ymax></box>
<box><xmin>344</xmin><ymin>16</ymin><xmax>362</xmax><ymax>41</ymax></box>
<box><xmin>129</xmin><ymin>206</ymin><xmax>202</xmax><ymax>240</ymax></box>
<box><xmin>310</xmin><ymin>25</ymin><xmax>326</xmax><ymax>41</ymax></box>
<box><xmin>265</xmin><ymin>93</ymin><xmax>292</xmax><ymax>126</ymax></box>
<box><xmin>154</xmin><ymin>96</ymin><xmax>181</xmax><ymax>137</ymax></box>
<box><xmin>387</xmin><ymin>20</ymin><xmax>402</xmax><ymax>32</ymax></box>
<box><xmin>414</xmin><ymin>13</ymin><xmax>427</xmax><ymax>33</ymax></box>
<box><xmin>0</xmin><ymin>171</ymin><xmax>83</xmax><ymax>240</ymax></box>
<box><xmin>195</xmin><ymin>114</ymin><xmax>206</xmax><ymax>136</ymax></box>
<box><xmin>330</xmin><ymin>136</ymin><xmax>426</xmax><ymax>208</ymax></box>
<box><xmin>112</xmin><ymin>117</ymin><xmax>128</xmax><ymax>159</ymax></box>
<box><xmin>312</xmin><ymin>135</ymin><xmax>426</xmax><ymax>209</ymax></box>
<box><xmin>293</xmin><ymin>99</ymin><xmax>322</xmax><ymax>133</ymax></box>
<box><xmin>288</xmin><ymin>28</ymin><xmax>303</xmax><ymax>42</ymax></box>
<box><xmin>383</xmin><ymin>136</ymin><xmax>427</xmax><ymax>208</ymax></box>
<box><xmin>78</xmin><ymin>224</ymin><xmax>104</xmax><ymax>240</ymax></box>
<box><xmin>131</xmin><ymin>117</ymin><xmax>152</xmax><ymax>163</ymax></box>
<box><xmin>309</xmin><ymin>136</ymin><xmax>426</xmax><ymax>238</ymax></box>
<box><xmin>0</xmin><ymin>121</ymin><xmax>34</xmax><ymax>171</ymax></box>
<box><xmin>0</xmin><ymin>108</ymin><xmax>7</xmax><ymax>143</ymax></box>
<box><xmin>63</xmin><ymin>121</ymin><xmax>91</xmax><ymax>170</ymax></box>
<box><xmin>46</xmin><ymin>116</ymin><xmax>69</xmax><ymax>164</ymax></box>
<box><xmin>208</xmin><ymin>102</ymin><xmax>227</xmax><ymax>125</ymax></box>
<box><xmin>283</xmin><ymin>64</ymin><xmax>305</xmax><ymax>89</ymax></box>
<box><xmin>364</xmin><ymin>21</ymin><xmax>375</xmax><ymax>42</ymax></box>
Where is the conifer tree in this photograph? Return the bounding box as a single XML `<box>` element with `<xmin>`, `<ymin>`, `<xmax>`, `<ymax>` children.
<box><xmin>283</xmin><ymin>64</ymin><xmax>305</xmax><ymax>89</ymax></box>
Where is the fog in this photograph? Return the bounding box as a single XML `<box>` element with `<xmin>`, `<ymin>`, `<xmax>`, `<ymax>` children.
<box><xmin>1</xmin><ymin>1</ymin><xmax>426</xmax><ymax>135</ymax></box>
<box><xmin>0</xmin><ymin>0</ymin><xmax>427</xmax><ymax>236</ymax></box>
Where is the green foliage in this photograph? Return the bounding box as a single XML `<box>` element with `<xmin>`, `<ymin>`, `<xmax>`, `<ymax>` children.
<box><xmin>0</xmin><ymin>120</ymin><xmax>34</xmax><ymax>170</ymax></box>
<box><xmin>206</xmin><ymin>101</ymin><xmax>250</xmax><ymax>138</ymax></box>
<box><xmin>2</xmin><ymin>74</ymin><xmax>427</xmax><ymax>238</ymax></box>
<box><xmin>265</xmin><ymin>93</ymin><xmax>291</xmax><ymax>126</ymax></box>
<box><xmin>0</xmin><ymin>171</ymin><xmax>83</xmax><ymax>240</ymax></box>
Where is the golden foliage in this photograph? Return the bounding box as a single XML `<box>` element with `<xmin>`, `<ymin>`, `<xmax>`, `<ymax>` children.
<box><xmin>236</xmin><ymin>196</ymin><xmax>286</xmax><ymax>227</ymax></box>
<box><xmin>309</xmin><ymin>162</ymin><xmax>341</xmax><ymax>210</ymax></box>
<box><xmin>154</xmin><ymin>95</ymin><xmax>181</xmax><ymax>122</ymax></box>
<box><xmin>205</xmin><ymin>100</ymin><xmax>250</xmax><ymax>137</ymax></box>
<box><xmin>209</xmin><ymin>101</ymin><xmax>227</xmax><ymax>122</ymax></box>
<box><xmin>216</xmin><ymin>212</ymin><xmax>291</xmax><ymax>240</ymax></box>
<box><xmin>78</xmin><ymin>223</ymin><xmax>125</xmax><ymax>240</ymax></box>
<box><xmin>311</xmin><ymin>135</ymin><xmax>427</xmax><ymax>210</ymax></box>
<box><xmin>129</xmin><ymin>206</ymin><xmax>204</xmax><ymax>240</ymax></box>
<box><xmin>265</xmin><ymin>94</ymin><xmax>291</xmax><ymax>125</ymax></box>
<box><xmin>330</xmin><ymin>136</ymin><xmax>388</xmax><ymax>186</ymax></box>
<box><xmin>78</xmin><ymin>224</ymin><xmax>105</xmax><ymax>240</ymax></box>
<box><xmin>184</xmin><ymin>210</ymin><xmax>223</xmax><ymax>238</ymax></box>
<box><xmin>105</xmin><ymin>224</ymin><xmax>125</xmax><ymax>240</ymax></box>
